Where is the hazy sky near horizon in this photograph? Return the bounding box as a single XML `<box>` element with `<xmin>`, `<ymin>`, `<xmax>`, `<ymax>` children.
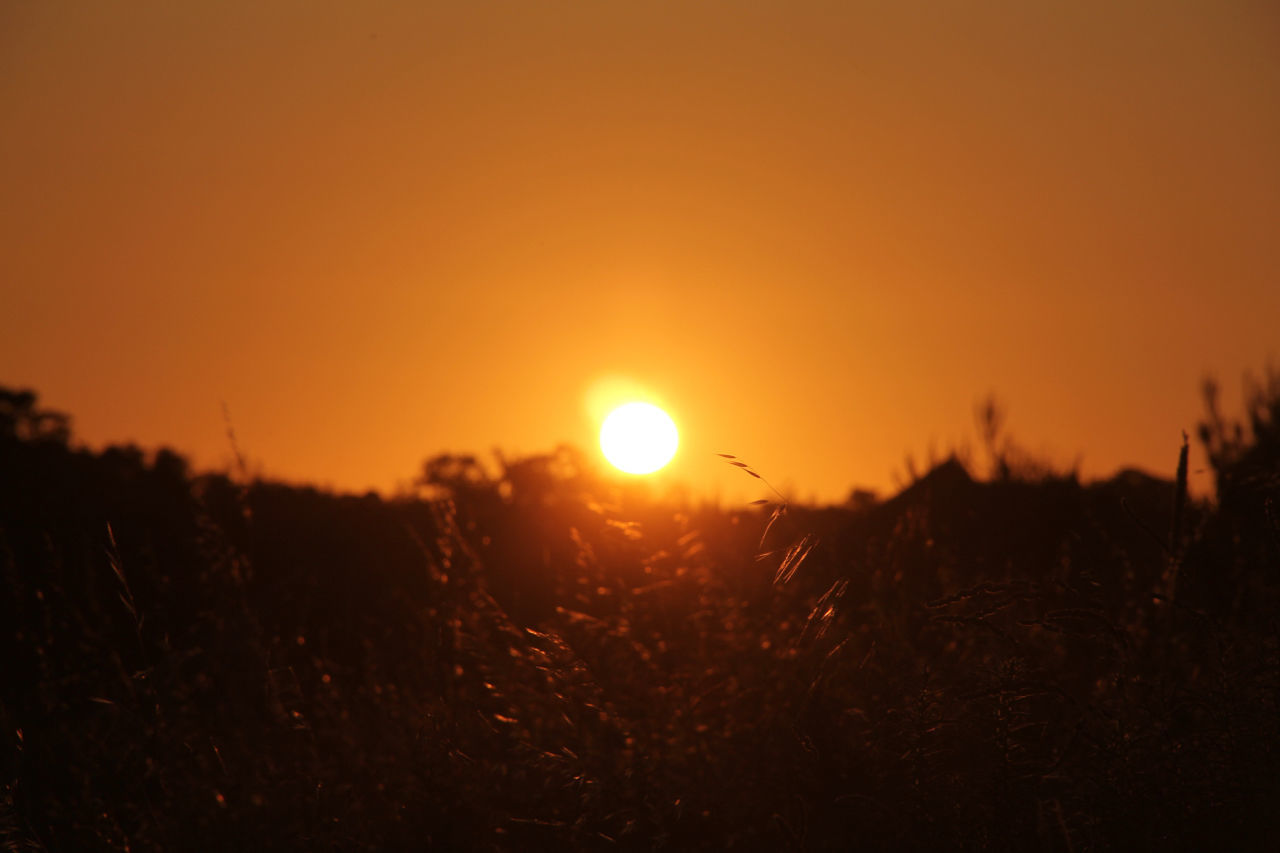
<box><xmin>3</xmin><ymin>1</ymin><xmax>1278</xmax><ymax>502</ymax></box>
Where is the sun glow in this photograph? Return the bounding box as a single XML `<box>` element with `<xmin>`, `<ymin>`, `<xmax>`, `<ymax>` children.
<box><xmin>599</xmin><ymin>402</ymin><xmax>679</xmax><ymax>475</ymax></box>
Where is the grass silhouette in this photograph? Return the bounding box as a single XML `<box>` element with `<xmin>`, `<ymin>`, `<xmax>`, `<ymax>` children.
<box><xmin>1</xmin><ymin>379</ymin><xmax>1277</xmax><ymax>850</ymax></box>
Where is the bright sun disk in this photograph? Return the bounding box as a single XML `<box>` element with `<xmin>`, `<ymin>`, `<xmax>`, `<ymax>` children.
<box><xmin>599</xmin><ymin>402</ymin><xmax>679</xmax><ymax>475</ymax></box>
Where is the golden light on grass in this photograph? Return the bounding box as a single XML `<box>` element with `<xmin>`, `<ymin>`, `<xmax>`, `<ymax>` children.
<box><xmin>599</xmin><ymin>402</ymin><xmax>679</xmax><ymax>475</ymax></box>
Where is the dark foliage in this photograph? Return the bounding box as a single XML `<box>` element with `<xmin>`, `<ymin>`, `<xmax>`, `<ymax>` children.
<box><xmin>2</xmin><ymin>384</ymin><xmax>1277</xmax><ymax>851</ymax></box>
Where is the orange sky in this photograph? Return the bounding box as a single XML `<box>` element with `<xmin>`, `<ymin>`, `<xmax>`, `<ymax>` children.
<box><xmin>3</xmin><ymin>1</ymin><xmax>1278</xmax><ymax>503</ymax></box>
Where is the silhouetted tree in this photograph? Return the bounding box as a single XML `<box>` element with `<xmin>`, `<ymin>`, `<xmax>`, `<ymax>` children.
<box><xmin>418</xmin><ymin>453</ymin><xmax>494</xmax><ymax>498</ymax></box>
<box><xmin>1200</xmin><ymin>369</ymin><xmax>1280</xmax><ymax>508</ymax></box>
<box><xmin>0</xmin><ymin>387</ymin><xmax>70</xmax><ymax>444</ymax></box>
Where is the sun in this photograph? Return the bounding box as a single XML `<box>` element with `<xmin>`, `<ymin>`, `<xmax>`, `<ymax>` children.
<box><xmin>599</xmin><ymin>402</ymin><xmax>679</xmax><ymax>475</ymax></box>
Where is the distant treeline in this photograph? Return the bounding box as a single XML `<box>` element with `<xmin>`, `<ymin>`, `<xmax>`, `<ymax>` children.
<box><xmin>1</xmin><ymin>379</ymin><xmax>1277</xmax><ymax>850</ymax></box>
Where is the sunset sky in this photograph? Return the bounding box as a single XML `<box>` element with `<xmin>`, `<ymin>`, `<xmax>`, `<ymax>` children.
<box><xmin>3</xmin><ymin>1</ymin><xmax>1278</xmax><ymax>503</ymax></box>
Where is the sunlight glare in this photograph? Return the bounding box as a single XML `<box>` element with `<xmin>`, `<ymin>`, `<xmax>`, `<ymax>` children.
<box><xmin>599</xmin><ymin>402</ymin><xmax>679</xmax><ymax>475</ymax></box>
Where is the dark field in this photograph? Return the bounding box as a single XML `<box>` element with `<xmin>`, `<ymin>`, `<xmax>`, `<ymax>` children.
<box><xmin>2</xmin><ymin>385</ymin><xmax>1278</xmax><ymax>851</ymax></box>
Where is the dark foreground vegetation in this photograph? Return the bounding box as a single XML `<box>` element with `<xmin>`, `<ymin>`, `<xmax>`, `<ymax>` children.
<box><xmin>2</xmin><ymin>380</ymin><xmax>1278</xmax><ymax>851</ymax></box>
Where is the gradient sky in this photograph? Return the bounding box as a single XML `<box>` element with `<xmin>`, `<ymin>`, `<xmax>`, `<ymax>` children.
<box><xmin>3</xmin><ymin>1</ymin><xmax>1278</xmax><ymax>503</ymax></box>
